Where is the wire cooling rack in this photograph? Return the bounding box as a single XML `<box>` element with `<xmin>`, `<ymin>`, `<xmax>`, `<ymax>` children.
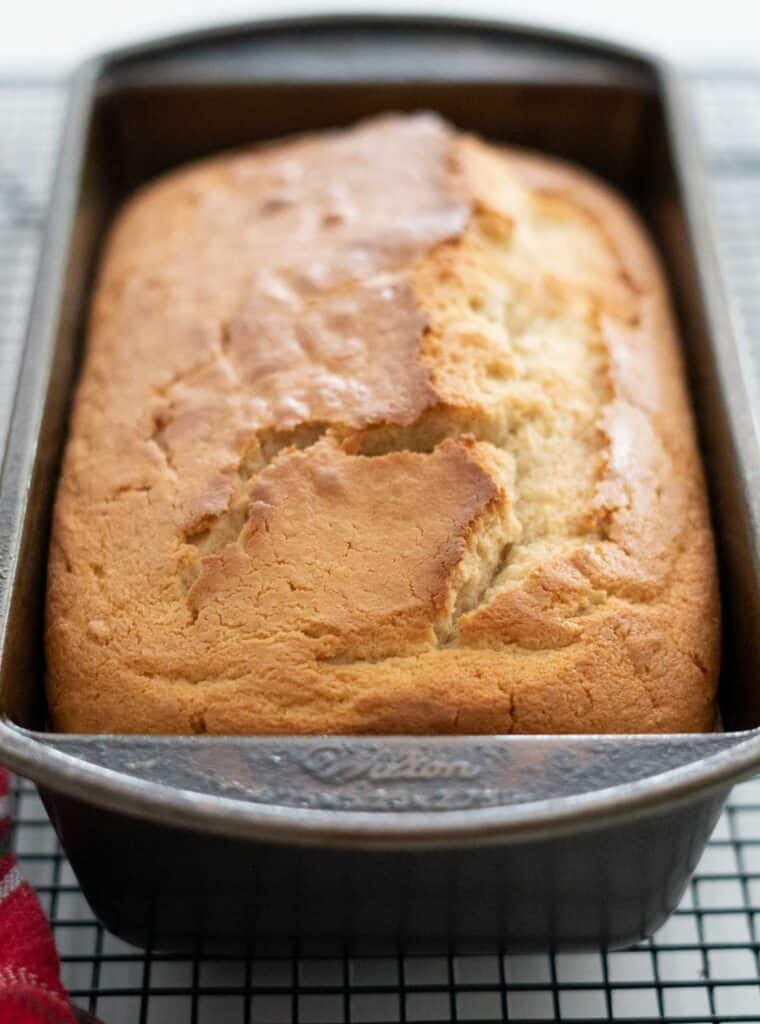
<box><xmin>3</xmin><ymin>71</ymin><xmax>760</xmax><ymax>1023</ymax></box>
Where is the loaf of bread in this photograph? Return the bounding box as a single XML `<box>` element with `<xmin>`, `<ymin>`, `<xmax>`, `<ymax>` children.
<box><xmin>46</xmin><ymin>113</ymin><xmax>719</xmax><ymax>734</ymax></box>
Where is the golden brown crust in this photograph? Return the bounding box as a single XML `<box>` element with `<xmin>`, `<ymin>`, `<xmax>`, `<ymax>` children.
<box><xmin>45</xmin><ymin>114</ymin><xmax>719</xmax><ymax>735</ymax></box>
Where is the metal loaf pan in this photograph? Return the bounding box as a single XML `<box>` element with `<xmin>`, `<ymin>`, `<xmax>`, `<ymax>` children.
<box><xmin>1</xmin><ymin>15</ymin><xmax>760</xmax><ymax>952</ymax></box>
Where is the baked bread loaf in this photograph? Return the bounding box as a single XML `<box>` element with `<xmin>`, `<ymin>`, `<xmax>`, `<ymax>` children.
<box><xmin>46</xmin><ymin>113</ymin><xmax>720</xmax><ymax>734</ymax></box>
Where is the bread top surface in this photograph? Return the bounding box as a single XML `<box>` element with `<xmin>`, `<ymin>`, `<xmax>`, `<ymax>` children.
<box><xmin>46</xmin><ymin>113</ymin><xmax>719</xmax><ymax>734</ymax></box>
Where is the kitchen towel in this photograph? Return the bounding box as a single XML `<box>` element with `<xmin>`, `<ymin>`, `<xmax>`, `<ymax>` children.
<box><xmin>0</xmin><ymin>769</ymin><xmax>91</xmax><ymax>1024</ymax></box>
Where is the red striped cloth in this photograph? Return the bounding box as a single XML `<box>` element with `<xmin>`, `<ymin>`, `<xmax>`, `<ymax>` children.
<box><xmin>0</xmin><ymin>770</ymin><xmax>82</xmax><ymax>1024</ymax></box>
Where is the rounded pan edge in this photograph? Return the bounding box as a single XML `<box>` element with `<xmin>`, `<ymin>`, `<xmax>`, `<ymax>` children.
<box><xmin>88</xmin><ymin>12</ymin><xmax>659</xmax><ymax>83</ymax></box>
<box><xmin>1</xmin><ymin>720</ymin><xmax>758</xmax><ymax>850</ymax></box>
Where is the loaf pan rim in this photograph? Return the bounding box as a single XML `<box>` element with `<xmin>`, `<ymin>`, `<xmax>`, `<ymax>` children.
<box><xmin>0</xmin><ymin>719</ymin><xmax>757</xmax><ymax>848</ymax></box>
<box><xmin>86</xmin><ymin>10</ymin><xmax>660</xmax><ymax>81</ymax></box>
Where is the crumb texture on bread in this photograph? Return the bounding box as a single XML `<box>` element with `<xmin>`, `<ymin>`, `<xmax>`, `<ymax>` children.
<box><xmin>46</xmin><ymin>113</ymin><xmax>719</xmax><ymax>734</ymax></box>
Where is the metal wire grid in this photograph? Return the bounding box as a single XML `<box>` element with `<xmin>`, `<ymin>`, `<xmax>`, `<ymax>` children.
<box><xmin>692</xmin><ymin>71</ymin><xmax>760</xmax><ymax>446</ymax></box>
<box><xmin>10</xmin><ymin>777</ymin><xmax>760</xmax><ymax>1023</ymax></box>
<box><xmin>0</xmin><ymin>81</ymin><xmax>65</xmax><ymax>456</ymax></box>
<box><xmin>1</xmin><ymin>70</ymin><xmax>760</xmax><ymax>1023</ymax></box>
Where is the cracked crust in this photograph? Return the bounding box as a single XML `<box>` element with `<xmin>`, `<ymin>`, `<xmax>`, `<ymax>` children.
<box><xmin>45</xmin><ymin>113</ymin><xmax>719</xmax><ymax>734</ymax></box>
